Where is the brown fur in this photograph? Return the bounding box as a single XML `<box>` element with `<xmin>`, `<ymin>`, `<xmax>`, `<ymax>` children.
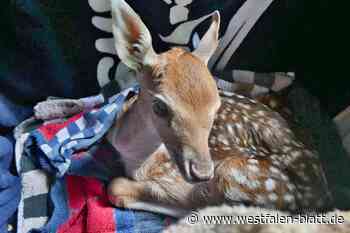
<box><xmin>107</xmin><ymin>0</ymin><xmax>332</xmax><ymax>217</ymax></box>
<box><xmin>157</xmin><ymin>48</ymin><xmax>220</xmax><ymax>116</ymax></box>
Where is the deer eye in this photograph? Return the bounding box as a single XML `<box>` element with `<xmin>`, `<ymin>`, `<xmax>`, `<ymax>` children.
<box><xmin>152</xmin><ymin>98</ymin><xmax>170</xmax><ymax>118</ymax></box>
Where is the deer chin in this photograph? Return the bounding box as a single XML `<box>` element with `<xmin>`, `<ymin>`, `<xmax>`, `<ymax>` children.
<box><xmin>167</xmin><ymin>148</ymin><xmax>214</xmax><ymax>183</ymax></box>
<box><xmin>183</xmin><ymin>158</ymin><xmax>214</xmax><ymax>183</ymax></box>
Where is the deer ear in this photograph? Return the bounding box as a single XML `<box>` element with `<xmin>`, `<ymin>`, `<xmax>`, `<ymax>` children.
<box><xmin>110</xmin><ymin>0</ymin><xmax>158</xmax><ymax>71</ymax></box>
<box><xmin>192</xmin><ymin>11</ymin><xmax>220</xmax><ymax>65</ymax></box>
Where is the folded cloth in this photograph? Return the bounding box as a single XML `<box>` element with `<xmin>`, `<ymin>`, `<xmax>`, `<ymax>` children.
<box><xmin>0</xmin><ymin>136</ymin><xmax>21</xmax><ymax>233</ymax></box>
<box><xmin>15</xmin><ymin>85</ymin><xmax>175</xmax><ymax>233</ymax></box>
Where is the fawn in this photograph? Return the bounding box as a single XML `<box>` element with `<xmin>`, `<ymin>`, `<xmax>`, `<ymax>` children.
<box><xmin>106</xmin><ymin>0</ymin><xmax>332</xmax><ymax>217</ymax></box>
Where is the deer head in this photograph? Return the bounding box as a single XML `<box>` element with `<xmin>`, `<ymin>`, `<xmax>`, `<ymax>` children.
<box><xmin>111</xmin><ymin>0</ymin><xmax>221</xmax><ymax>182</ymax></box>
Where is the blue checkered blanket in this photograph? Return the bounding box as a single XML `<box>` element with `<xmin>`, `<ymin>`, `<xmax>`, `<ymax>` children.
<box><xmin>15</xmin><ymin>85</ymin><xmax>175</xmax><ymax>233</ymax></box>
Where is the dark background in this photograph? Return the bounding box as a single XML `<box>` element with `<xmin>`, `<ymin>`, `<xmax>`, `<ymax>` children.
<box><xmin>2</xmin><ymin>0</ymin><xmax>348</xmax><ymax>117</ymax></box>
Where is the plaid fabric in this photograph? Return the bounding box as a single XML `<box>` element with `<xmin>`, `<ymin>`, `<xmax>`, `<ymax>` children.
<box><xmin>16</xmin><ymin>85</ymin><xmax>174</xmax><ymax>233</ymax></box>
<box><xmin>30</xmin><ymin>85</ymin><xmax>139</xmax><ymax>177</ymax></box>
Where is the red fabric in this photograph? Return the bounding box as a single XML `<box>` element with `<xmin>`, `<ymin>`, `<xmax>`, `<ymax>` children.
<box><xmin>57</xmin><ymin>176</ymin><xmax>116</xmax><ymax>233</ymax></box>
<box><xmin>38</xmin><ymin>113</ymin><xmax>83</xmax><ymax>141</ymax></box>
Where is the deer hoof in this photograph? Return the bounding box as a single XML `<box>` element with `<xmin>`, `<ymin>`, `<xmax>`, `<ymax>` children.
<box><xmin>108</xmin><ymin>194</ymin><xmax>136</xmax><ymax>208</ymax></box>
<box><xmin>107</xmin><ymin>178</ymin><xmax>140</xmax><ymax>207</ymax></box>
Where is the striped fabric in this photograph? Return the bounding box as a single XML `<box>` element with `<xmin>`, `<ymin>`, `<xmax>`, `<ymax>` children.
<box><xmin>208</xmin><ymin>0</ymin><xmax>275</xmax><ymax>71</ymax></box>
<box><xmin>17</xmin><ymin>156</ymin><xmax>49</xmax><ymax>233</ymax></box>
<box><xmin>215</xmin><ymin>71</ymin><xmax>295</xmax><ymax>97</ymax></box>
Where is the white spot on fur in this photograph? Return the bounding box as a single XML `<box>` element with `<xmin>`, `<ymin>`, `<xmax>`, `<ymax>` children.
<box><xmin>237</xmin><ymin>147</ymin><xmax>245</xmax><ymax>152</ymax></box>
<box><xmin>251</xmin><ymin>122</ymin><xmax>259</xmax><ymax>130</ymax></box>
<box><xmin>291</xmin><ymin>141</ymin><xmax>302</xmax><ymax>147</ymax></box>
<box><xmin>287</xmin><ymin>183</ymin><xmax>295</xmax><ymax>191</ymax></box>
<box><xmin>283</xmin><ymin>194</ymin><xmax>294</xmax><ymax>203</ymax></box>
<box><xmin>296</xmin><ymin>193</ymin><xmax>303</xmax><ymax>199</ymax></box>
<box><xmin>246</xmin><ymin>180</ymin><xmax>260</xmax><ymax>189</ymax></box>
<box><xmin>304</xmin><ymin>150</ymin><xmax>315</xmax><ymax>158</ymax></box>
<box><xmin>241</xmin><ymin>104</ymin><xmax>251</xmax><ymax>110</ymax></box>
<box><xmin>217</xmin><ymin>134</ymin><xmax>229</xmax><ymax>146</ymax></box>
<box><xmin>255</xmin><ymin>195</ymin><xmax>266</xmax><ymax>204</ymax></box>
<box><xmin>247</xmin><ymin>164</ymin><xmax>259</xmax><ymax>173</ymax></box>
<box><xmin>311</xmin><ymin>163</ymin><xmax>319</xmax><ymax>170</ymax></box>
<box><xmin>283</xmin><ymin>138</ymin><xmax>291</xmax><ymax>144</ymax></box>
<box><xmin>291</xmin><ymin>150</ymin><xmax>301</xmax><ymax>158</ymax></box>
<box><xmin>226</xmin><ymin>186</ymin><xmax>250</xmax><ymax>201</ymax></box>
<box><xmin>221</xmin><ymin>91</ymin><xmax>234</xmax><ymax>97</ymax></box>
<box><xmin>271</xmin><ymin>160</ymin><xmax>280</xmax><ymax>166</ymax></box>
<box><xmin>256</xmin><ymin>110</ymin><xmax>266</xmax><ymax>116</ymax></box>
<box><xmin>269</xmin><ymin>166</ymin><xmax>280</xmax><ymax>174</ymax></box>
<box><xmin>168</xmin><ymin>166</ymin><xmax>178</xmax><ymax>178</ymax></box>
<box><xmin>247</xmin><ymin>159</ymin><xmax>259</xmax><ymax>165</ymax></box>
<box><xmin>231</xmin><ymin>170</ymin><xmax>248</xmax><ymax>185</ymax></box>
<box><xmin>219</xmin><ymin>113</ymin><xmax>227</xmax><ymax>120</ymax></box>
<box><xmin>233</xmin><ymin>94</ymin><xmax>243</xmax><ymax>99</ymax></box>
<box><xmin>265</xmin><ymin>179</ymin><xmax>276</xmax><ymax>191</ymax></box>
<box><xmin>282</xmin><ymin>146</ymin><xmax>291</xmax><ymax>153</ymax></box>
<box><xmin>248</xmin><ymin>98</ymin><xmax>257</xmax><ymax>104</ymax></box>
<box><xmin>164</xmin><ymin>162</ymin><xmax>172</xmax><ymax>169</ymax></box>
<box><xmin>226</xmin><ymin>124</ymin><xmax>234</xmax><ymax>135</ymax></box>
<box><xmin>281</xmin><ymin>174</ymin><xmax>289</xmax><ymax>181</ymax></box>
<box><xmin>226</xmin><ymin>99</ymin><xmax>235</xmax><ymax>104</ymax></box>
<box><xmin>268</xmin><ymin>193</ymin><xmax>278</xmax><ymax>201</ymax></box>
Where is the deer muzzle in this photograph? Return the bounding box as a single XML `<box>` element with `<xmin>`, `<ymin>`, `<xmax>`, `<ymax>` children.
<box><xmin>187</xmin><ymin>159</ymin><xmax>214</xmax><ymax>182</ymax></box>
<box><xmin>180</xmin><ymin>145</ymin><xmax>213</xmax><ymax>182</ymax></box>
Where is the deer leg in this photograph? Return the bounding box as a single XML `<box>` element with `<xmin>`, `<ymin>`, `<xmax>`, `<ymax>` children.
<box><xmin>107</xmin><ymin>165</ymin><xmax>246</xmax><ymax>217</ymax></box>
<box><xmin>108</xmin><ymin>155</ymin><xmax>295</xmax><ymax>215</ymax></box>
<box><xmin>108</xmin><ymin>147</ymin><xmax>197</xmax><ymax>217</ymax></box>
<box><xmin>108</xmin><ymin>177</ymin><xmax>192</xmax><ymax>217</ymax></box>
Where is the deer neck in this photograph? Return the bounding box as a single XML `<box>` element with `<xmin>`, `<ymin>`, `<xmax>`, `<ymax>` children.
<box><xmin>107</xmin><ymin>83</ymin><xmax>163</xmax><ymax>176</ymax></box>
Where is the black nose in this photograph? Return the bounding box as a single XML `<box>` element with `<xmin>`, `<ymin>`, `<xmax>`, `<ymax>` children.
<box><xmin>189</xmin><ymin>160</ymin><xmax>214</xmax><ymax>182</ymax></box>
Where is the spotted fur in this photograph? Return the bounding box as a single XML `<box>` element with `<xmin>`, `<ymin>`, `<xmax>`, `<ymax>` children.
<box><xmin>107</xmin><ymin>0</ymin><xmax>332</xmax><ymax>217</ymax></box>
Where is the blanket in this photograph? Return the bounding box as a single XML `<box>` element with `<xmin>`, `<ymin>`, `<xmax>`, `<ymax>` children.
<box><xmin>15</xmin><ymin>85</ymin><xmax>174</xmax><ymax>233</ymax></box>
<box><xmin>0</xmin><ymin>136</ymin><xmax>21</xmax><ymax>233</ymax></box>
